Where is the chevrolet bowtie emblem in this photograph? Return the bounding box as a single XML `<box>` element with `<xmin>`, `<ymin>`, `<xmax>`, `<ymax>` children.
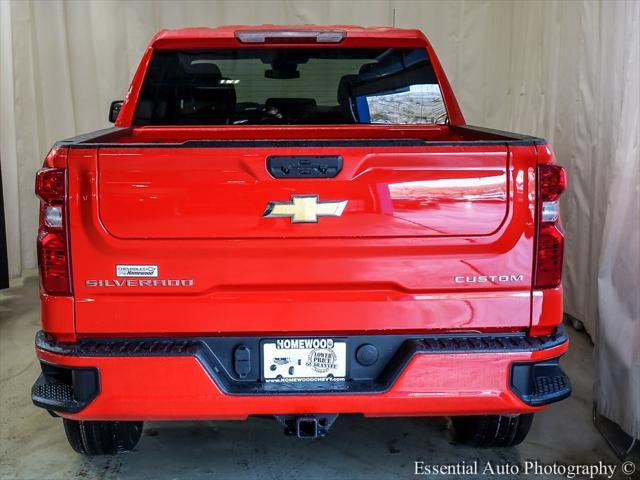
<box><xmin>263</xmin><ymin>195</ymin><xmax>348</xmax><ymax>223</ymax></box>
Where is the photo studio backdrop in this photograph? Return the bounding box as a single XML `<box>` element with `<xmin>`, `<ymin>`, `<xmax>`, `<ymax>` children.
<box><xmin>1</xmin><ymin>0</ymin><xmax>638</xmax><ymax>438</ymax></box>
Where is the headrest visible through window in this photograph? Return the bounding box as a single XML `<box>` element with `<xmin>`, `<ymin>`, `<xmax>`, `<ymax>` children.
<box><xmin>358</xmin><ymin>63</ymin><xmax>380</xmax><ymax>79</ymax></box>
<box><xmin>337</xmin><ymin>74</ymin><xmax>360</xmax><ymax>122</ymax></box>
<box><xmin>185</xmin><ymin>62</ymin><xmax>222</xmax><ymax>85</ymax></box>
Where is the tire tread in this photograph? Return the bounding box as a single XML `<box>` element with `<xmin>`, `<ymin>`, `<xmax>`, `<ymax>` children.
<box><xmin>451</xmin><ymin>414</ymin><xmax>534</xmax><ymax>448</ymax></box>
<box><xmin>63</xmin><ymin>419</ymin><xmax>143</xmax><ymax>455</ymax></box>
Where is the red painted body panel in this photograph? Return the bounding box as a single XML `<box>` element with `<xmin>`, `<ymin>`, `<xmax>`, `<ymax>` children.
<box><xmin>531</xmin><ymin>288</ymin><xmax>563</xmax><ymax>335</ymax></box>
<box><xmin>67</xmin><ymin>142</ymin><xmax>536</xmax><ymax>335</ymax></box>
<box><xmin>35</xmin><ymin>25</ymin><xmax>567</xmax><ymax>421</ymax></box>
<box><xmin>98</xmin><ymin>146</ymin><xmax>509</xmax><ymax>239</ymax></box>
<box><xmin>40</xmin><ymin>295</ymin><xmax>75</xmax><ymax>341</ymax></box>
<box><xmin>37</xmin><ymin>341</ymin><xmax>567</xmax><ymax>421</ymax></box>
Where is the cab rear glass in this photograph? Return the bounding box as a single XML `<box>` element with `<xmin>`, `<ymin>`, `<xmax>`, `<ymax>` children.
<box><xmin>133</xmin><ymin>48</ymin><xmax>447</xmax><ymax>126</ymax></box>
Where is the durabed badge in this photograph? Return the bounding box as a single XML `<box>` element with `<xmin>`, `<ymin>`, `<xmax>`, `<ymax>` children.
<box><xmin>263</xmin><ymin>195</ymin><xmax>347</xmax><ymax>223</ymax></box>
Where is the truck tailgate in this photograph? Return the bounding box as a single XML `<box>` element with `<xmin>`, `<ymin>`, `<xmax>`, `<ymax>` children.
<box><xmin>69</xmin><ymin>143</ymin><xmax>536</xmax><ymax>335</ymax></box>
<box><xmin>98</xmin><ymin>147</ymin><xmax>508</xmax><ymax>238</ymax></box>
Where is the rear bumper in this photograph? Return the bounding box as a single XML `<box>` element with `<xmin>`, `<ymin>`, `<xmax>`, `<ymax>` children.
<box><xmin>32</xmin><ymin>328</ymin><xmax>570</xmax><ymax>420</ymax></box>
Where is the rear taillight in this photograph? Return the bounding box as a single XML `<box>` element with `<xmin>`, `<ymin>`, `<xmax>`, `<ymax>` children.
<box><xmin>534</xmin><ymin>164</ymin><xmax>566</xmax><ymax>289</ymax></box>
<box><xmin>539</xmin><ymin>164</ymin><xmax>567</xmax><ymax>201</ymax></box>
<box><xmin>36</xmin><ymin>148</ymin><xmax>71</xmax><ymax>295</ymax></box>
<box><xmin>35</xmin><ymin>168</ymin><xmax>65</xmax><ymax>204</ymax></box>
<box><xmin>37</xmin><ymin>230</ymin><xmax>70</xmax><ymax>294</ymax></box>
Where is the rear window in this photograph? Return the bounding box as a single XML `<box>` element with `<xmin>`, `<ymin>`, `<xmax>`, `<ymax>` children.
<box><xmin>134</xmin><ymin>48</ymin><xmax>447</xmax><ymax>126</ymax></box>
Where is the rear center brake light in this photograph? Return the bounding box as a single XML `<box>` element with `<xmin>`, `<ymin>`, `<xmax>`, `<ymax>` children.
<box><xmin>235</xmin><ymin>30</ymin><xmax>346</xmax><ymax>44</ymax></box>
<box><xmin>36</xmin><ymin>149</ymin><xmax>71</xmax><ymax>296</ymax></box>
<box><xmin>534</xmin><ymin>164</ymin><xmax>567</xmax><ymax>289</ymax></box>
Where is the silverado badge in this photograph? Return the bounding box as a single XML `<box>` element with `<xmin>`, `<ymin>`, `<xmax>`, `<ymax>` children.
<box><xmin>263</xmin><ymin>195</ymin><xmax>347</xmax><ymax>223</ymax></box>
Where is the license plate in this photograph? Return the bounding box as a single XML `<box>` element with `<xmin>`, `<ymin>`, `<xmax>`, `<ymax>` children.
<box><xmin>262</xmin><ymin>338</ymin><xmax>346</xmax><ymax>383</ymax></box>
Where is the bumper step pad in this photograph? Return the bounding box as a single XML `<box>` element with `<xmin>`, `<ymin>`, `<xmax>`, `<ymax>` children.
<box><xmin>31</xmin><ymin>364</ymin><xmax>99</xmax><ymax>413</ymax></box>
<box><xmin>510</xmin><ymin>359</ymin><xmax>572</xmax><ymax>406</ymax></box>
<box><xmin>32</xmin><ymin>377</ymin><xmax>74</xmax><ymax>404</ymax></box>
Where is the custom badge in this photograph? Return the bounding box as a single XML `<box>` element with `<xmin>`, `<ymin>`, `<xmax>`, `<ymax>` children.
<box><xmin>263</xmin><ymin>195</ymin><xmax>347</xmax><ymax>223</ymax></box>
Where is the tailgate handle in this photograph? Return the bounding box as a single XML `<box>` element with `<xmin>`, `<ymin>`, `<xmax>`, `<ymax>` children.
<box><xmin>267</xmin><ymin>155</ymin><xmax>342</xmax><ymax>179</ymax></box>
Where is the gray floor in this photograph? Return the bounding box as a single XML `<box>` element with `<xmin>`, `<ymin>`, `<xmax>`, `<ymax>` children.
<box><xmin>1</xmin><ymin>275</ymin><xmax>637</xmax><ymax>480</ymax></box>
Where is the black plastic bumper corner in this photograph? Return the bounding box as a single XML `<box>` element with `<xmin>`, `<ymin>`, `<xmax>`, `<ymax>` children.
<box><xmin>510</xmin><ymin>357</ymin><xmax>571</xmax><ymax>406</ymax></box>
<box><xmin>31</xmin><ymin>362</ymin><xmax>99</xmax><ymax>414</ymax></box>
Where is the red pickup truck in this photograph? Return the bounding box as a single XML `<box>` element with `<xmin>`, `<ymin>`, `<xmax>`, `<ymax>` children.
<box><xmin>32</xmin><ymin>25</ymin><xmax>570</xmax><ymax>454</ymax></box>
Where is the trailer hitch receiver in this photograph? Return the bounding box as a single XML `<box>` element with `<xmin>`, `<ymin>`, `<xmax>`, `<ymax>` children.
<box><xmin>274</xmin><ymin>414</ymin><xmax>339</xmax><ymax>438</ymax></box>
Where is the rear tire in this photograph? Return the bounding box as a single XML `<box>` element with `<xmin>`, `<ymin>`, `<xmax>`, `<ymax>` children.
<box><xmin>450</xmin><ymin>414</ymin><xmax>534</xmax><ymax>447</ymax></box>
<box><xmin>63</xmin><ymin>419</ymin><xmax>143</xmax><ymax>455</ymax></box>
